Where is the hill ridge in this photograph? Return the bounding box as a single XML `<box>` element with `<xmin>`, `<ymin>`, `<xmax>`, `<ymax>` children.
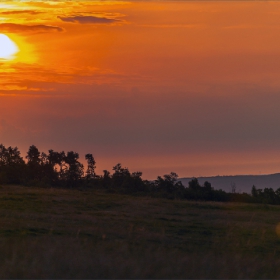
<box><xmin>179</xmin><ymin>173</ymin><xmax>280</xmax><ymax>193</ymax></box>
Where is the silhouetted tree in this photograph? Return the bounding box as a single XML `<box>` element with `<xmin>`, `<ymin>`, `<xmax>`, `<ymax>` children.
<box><xmin>102</xmin><ymin>170</ymin><xmax>111</xmax><ymax>189</ymax></box>
<box><xmin>112</xmin><ymin>163</ymin><xmax>130</xmax><ymax>188</ymax></box>
<box><xmin>63</xmin><ymin>151</ymin><xmax>84</xmax><ymax>186</ymax></box>
<box><xmin>131</xmin><ymin>171</ymin><xmax>146</xmax><ymax>192</ymax></box>
<box><xmin>26</xmin><ymin>145</ymin><xmax>42</xmax><ymax>181</ymax></box>
<box><xmin>251</xmin><ymin>185</ymin><xmax>257</xmax><ymax>197</ymax></box>
<box><xmin>26</xmin><ymin>145</ymin><xmax>40</xmax><ymax>165</ymax></box>
<box><xmin>85</xmin><ymin>153</ymin><xmax>96</xmax><ymax>180</ymax></box>
<box><xmin>2</xmin><ymin>142</ymin><xmax>280</xmax><ymax>205</ymax></box>
<box><xmin>203</xmin><ymin>181</ymin><xmax>212</xmax><ymax>191</ymax></box>
<box><xmin>155</xmin><ymin>172</ymin><xmax>184</xmax><ymax>198</ymax></box>
<box><xmin>0</xmin><ymin>144</ymin><xmax>25</xmax><ymax>184</ymax></box>
<box><xmin>275</xmin><ymin>188</ymin><xmax>280</xmax><ymax>198</ymax></box>
<box><xmin>188</xmin><ymin>178</ymin><xmax>201</xmax><ymax>190</ymax></box>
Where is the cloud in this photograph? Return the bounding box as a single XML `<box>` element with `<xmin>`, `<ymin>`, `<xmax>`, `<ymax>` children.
<box><xmin>0</xmin><ymin>10</ymin><xmax>42</xmax><ymax>15</ymax></box>
<box><xmin>0</xmin><ymin>62</ymin><xmax>136</xmax><ymax>93</ymax></box>
<box><xmin>58</xmin><ymin>15</ymin><xmax>119</xmax><ymax>24</ymax></box>
<box><xmin>0</xmin><ymin>23</ymin><xmax>63</xmax><ymax>33</ymax></box>
<box><xmin>138</xmin><ymin>24</ymin><xmax>204</xmax><ymax>29</ymax></box>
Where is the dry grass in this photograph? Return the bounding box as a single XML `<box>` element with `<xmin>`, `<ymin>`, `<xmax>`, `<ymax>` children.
<box><xmin>0</xmin><ymin>185</ymin><xmax>280</xmax><ymax>278</ymax></box>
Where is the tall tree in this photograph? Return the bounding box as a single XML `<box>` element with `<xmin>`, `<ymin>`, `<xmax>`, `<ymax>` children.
<box><xmin>64</xmin><ymin>151</ymin><xmax>84</xmax><ymax>185</ymax></box>
<box><xmin>26</xmin><ymin>145</ymin><xmax>41</xmax><ymax>165</ymax></box>
<box><xmin>85</xmin><ymin>153</ymin><xmax>96</xmax><ymax>179</ymax></box>
<box><xmin>26</xmin><ymin>145</ymin><xmax>42</xmax><ymax>181</ymax></box>
<box><xmin>48</xmin><ymin>150</ymin><xmax>66</xmax><ymax>180</ymax></box>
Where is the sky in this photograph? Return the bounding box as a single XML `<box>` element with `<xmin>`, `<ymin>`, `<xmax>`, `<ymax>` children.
<box><xmin>1</xmin><ymin>1</ymin><xmax>280</xmax><ymax>179</ymax></box>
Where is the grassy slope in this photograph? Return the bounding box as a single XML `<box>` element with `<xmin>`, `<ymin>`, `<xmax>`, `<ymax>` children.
<box><xmin>0</xmin><ymin>185</ymin><xmax>280</xmax><ymax>278</ymax></box>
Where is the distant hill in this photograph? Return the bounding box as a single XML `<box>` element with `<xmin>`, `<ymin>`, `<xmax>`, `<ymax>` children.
<box><xmin>179</xmin><ymin>173</ymin><xmax>280</xmax><ymax>194</ymax></box>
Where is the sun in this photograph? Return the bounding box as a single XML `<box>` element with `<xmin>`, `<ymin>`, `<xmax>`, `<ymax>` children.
<box><xmin>0</xmin><ymin>34</ymin><xmax>19</xmax><ymax>60</ymax></box>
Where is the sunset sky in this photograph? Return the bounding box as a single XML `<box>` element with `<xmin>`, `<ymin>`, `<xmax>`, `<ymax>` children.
<box><xmin>1</xmin><ymin>0</ymin><xmax>280</xmax><ymax>179</ymax></box>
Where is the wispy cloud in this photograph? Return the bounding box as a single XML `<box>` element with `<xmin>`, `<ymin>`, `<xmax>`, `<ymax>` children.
<box><xmin>0</xmin><ymin>23</ymin><xmax>63</xmax><ymax>33</ymax></box>
<box><xmin>0</xmin><ymin>10</ymin><xmax>42</xmax><ymax>15</ymax></box>
<box><xmin>138</xmin><ymin>24</ymin><xmax>204</xmax><ymax>29</ymax></box>
<box><xmin>58</xmin><ymin>15</ymin><xmax>119</xmax><ymax>24</ymax></box>
<box><xmin>0</xmin><ymin>62</ymin><xmax>139</xmax><ymax>93</ymax></box>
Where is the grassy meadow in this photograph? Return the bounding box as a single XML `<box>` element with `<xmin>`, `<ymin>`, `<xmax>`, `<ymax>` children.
<box><xmin>0</xmin><ymin>185</ymin><xmax>280</xmax><ymax>278</ymax></box>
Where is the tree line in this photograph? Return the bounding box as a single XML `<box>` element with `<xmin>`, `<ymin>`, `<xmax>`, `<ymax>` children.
<box><xmin>0</xmin><ymin>144</ymin><xmax>279</xmax><ymax>204</ymax></box>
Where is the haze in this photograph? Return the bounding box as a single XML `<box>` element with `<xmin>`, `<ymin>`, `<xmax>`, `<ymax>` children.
<box><xmin>0</xmin><ymin>1</ymin><xmax>280</xmax><ymax>179</ymax></box>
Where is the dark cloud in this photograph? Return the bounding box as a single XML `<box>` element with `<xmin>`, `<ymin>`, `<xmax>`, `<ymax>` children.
<box><xmin>0</xmin><ymin>10</ymin><xmax>42</xmax><ymax>15</ymax></box>
<box><xmin>58</xmin><ymin>15</ymin><xmax>118</xmax><ymax>24</ymax></box>
<box><xmin>0</xmin><ymin>23</ymin><xmax>63</xmax><ymax>33</ymax></box>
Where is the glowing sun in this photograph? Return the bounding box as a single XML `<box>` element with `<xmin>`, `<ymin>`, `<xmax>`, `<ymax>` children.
<box><xmin>0</xmin><ymin>34</ymin><xmax>19</xmax><ymax>60</ymax></box>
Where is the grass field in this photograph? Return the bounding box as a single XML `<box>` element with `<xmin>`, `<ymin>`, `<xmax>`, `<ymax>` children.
<box><xmin>0</xmin><ymin>185</ymin><xmax>280</xmax><ymax>278</ymax></box>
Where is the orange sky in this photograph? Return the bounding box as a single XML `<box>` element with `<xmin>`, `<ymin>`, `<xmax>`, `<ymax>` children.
<box><xmin>1</xmin><ymin>1</ymin><xmax>280</xmax><ymax>179</ymax></box>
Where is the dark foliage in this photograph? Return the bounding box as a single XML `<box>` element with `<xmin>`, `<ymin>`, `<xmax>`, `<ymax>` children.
<box><xmin>250</xmin><ymin>185</ymin><xmax>280</xmax><ymax>204</ymax></box>
<box><xmin>0</xmin><ymin>143</ymin><xmax>278</xmax><ymax>204</ymax></box>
